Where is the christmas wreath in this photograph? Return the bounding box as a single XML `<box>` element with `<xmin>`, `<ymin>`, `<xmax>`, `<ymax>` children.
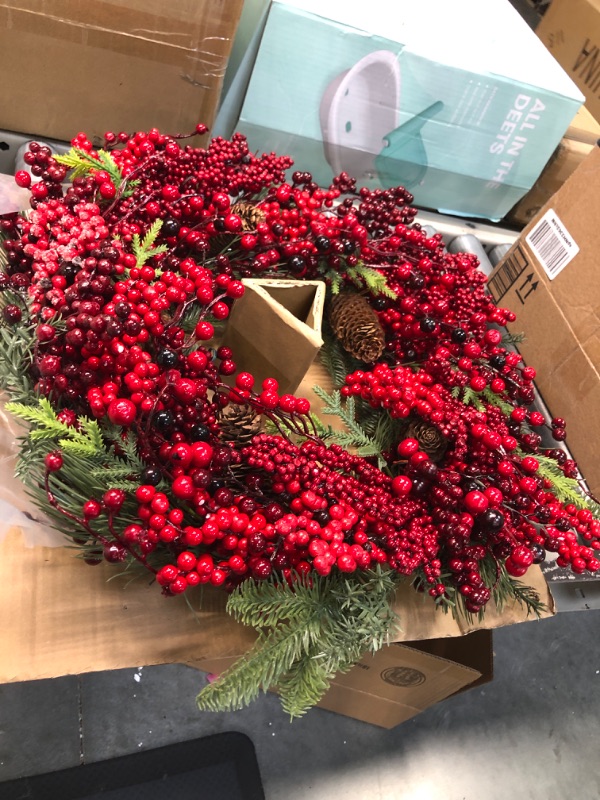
<box><xmin>1</xmin><ymin>125</ymin><xmax>599</xmax><ymax>718</ymax></box>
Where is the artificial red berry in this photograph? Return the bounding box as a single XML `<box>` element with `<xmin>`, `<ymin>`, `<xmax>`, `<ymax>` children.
<box><xmin>107</xmin><ymin>398</ymin><xmax>137</xmax><ymax>427</ymax></box>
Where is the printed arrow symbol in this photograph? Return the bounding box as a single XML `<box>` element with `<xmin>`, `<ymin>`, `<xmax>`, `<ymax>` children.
<box><xmin>521</xmin><ymin>280</ymin><xmax>539</xmax><ymax>301</ymax></box>
<box><xmin>516</xmin><ymin>279</ymin><xmax>539</xmax><ymax>304</ymax></box>
<box><xmin>519</xmin><ymin>272</ymin><xmax>534</xmax><ymax>292</ymax></box>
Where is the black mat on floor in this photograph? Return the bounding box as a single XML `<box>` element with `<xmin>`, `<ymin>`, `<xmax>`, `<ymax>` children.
<box><xmin>0</xmin><ymin>732</ymin><xmax>264</xmax><ymax>800</ymax></box>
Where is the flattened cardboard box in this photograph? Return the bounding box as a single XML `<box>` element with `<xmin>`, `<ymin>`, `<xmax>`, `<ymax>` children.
<box><xmin>489</xmin><ymin>145</ymin><xmax>600</xmax><ymax>498</ymax></box>
<box><xmin>198</xmin><ymin>631</ymin><xmax>494</xmax><ymax>729</ymax></box>
<box><xmin>2</xmin><ymin>523</ymin><xmax>552</xmax><ymax>728</ymax></box>
<box><xmin>0</xmin><ymin>0</ymin><xmax>244</xmax><ymax>142</ymax></box>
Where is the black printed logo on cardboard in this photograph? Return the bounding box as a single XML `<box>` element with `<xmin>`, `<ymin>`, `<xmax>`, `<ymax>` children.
<box><xmin>380</xmin><ymin>666</ymin><xmax>426</xmax><ymax>687</ymax></box>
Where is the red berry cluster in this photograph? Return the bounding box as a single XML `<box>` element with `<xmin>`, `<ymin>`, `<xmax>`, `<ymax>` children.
<box><xmin>1</xmin><ymin>124</ymin><xmax>598</xmax><ymax>616</ymax></box>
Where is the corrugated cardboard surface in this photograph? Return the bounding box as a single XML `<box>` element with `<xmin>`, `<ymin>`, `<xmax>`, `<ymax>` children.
<box><xmin>0</xmin><ymin>519</ymin><xmax>550</xmax><ymax>686</ymax></box>
<box><xmin>537</xmin><ymin>0</ymin><xmax>600</xmax><ymax>122</ymax></box>
<box><xmin>220</xmin><ymin>279</ymin><xmax>325</xmax><ymax>396</ymax></box>
<box><xmin>489</xmin><ymin>145</ymin><xmax>600</xmax><ymax>497</ymax></box>
<box><xmin>196</xmin><ymin>630</ymin><xmax>493</xmax><ymax>728</ymax></box>
<box><xmin>0</xmin><ymin>0</ymin><xmax>243</xmax><ymax>142</ymax></box>
<box><xmin>0</xmin><ymin>526</ymin><xmax>256</xmax><ymax>683</ymax></box>
<box><xmin>505</xmin><ymin>105</ymin><xmax>600</xmax><ymax>227</ymax></box>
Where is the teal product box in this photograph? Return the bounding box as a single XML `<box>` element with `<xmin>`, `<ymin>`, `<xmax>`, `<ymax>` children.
<box><xmin>231</xmin><ymin>0</ymin><xmax>584</xmax><ymax>220</ymax></box>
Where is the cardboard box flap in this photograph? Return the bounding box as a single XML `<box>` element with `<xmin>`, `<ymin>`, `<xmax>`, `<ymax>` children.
<box><xmin>0</xmin><ymin>527</ymin><xmax>256</xmax><ymax>683</ymax></box>
<box><xmin>314</xmin><ymin>644</ymin><xmax>481</xmax><ymax>728</ymax></box>
<box><xmin>565</xmin><ymin>105</ymin><xmax>600</xmax><ymax>144</ymax></box>
<box><xmin>0</xmin><ymin>519</ymin><xmax>550</xmax><ymax>685</ymax></box>
<box><xmin>0</xmin><ymin>0</ymin><xmax>244</xmax><ymax>142</ymax></box>
<box><xmin>221</xmin><ymin>279</ymin><xmax>325</xmax><ymax>395</ymax></box>
<box><xmin>537</xmin><ymin>0</ymin><xmax>600</xmax><ymax>122</ymax></box>
<box><xmin>194</xmin><ymin>628</ymin><xmax>493</xmax><ymax>728</ymax></box>
<box><xmin>389</xmin><ymin>564</ymin><xmax>553</xmax><ymax>642</ymax></box>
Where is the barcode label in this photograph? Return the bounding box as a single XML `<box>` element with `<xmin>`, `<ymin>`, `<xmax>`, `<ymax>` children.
<box><xmin>525</xmin><ymin>209</ymin><xmax>579</xmax><ymax>279</ymax></box>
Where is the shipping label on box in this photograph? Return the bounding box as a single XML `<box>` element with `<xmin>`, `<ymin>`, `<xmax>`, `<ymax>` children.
<box><xmin>233</xmin><ymin>0</ymin><xmax>583</xmax><ymax>220</ymax></box>
<box><xmin>489</xmin><ymin>145</ymin><xmax>600</xmax><ymax>497</ymax></box>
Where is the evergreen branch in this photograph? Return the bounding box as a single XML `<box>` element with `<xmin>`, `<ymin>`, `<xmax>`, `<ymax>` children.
<box><xmin>354</xmin><ymin>398</ymin><xmax>384</xmax><ymax>438</ymax></box>
<box><xmin>308</xmin><ymin>413</ymin><xmax>334</xmax><ymax>440</ymax></box>
<box><xmin>312</xmin><ymin>387</ymin><xmax>375</xmax><ymax>450</ymax></box>
<box><xmin>132</xmin><ymin>219</ymin><xmax>168</xmax><ymax>269</ymax></box>
<box><xmin>452</xmin><ymin>385</ymin><xmax>485</xmax><ymax>412</ymax></box>
<box><xmin>456</xmin><ymin>556</ymin><xmax>546</xmax><ymax>620</ymax></box>
<box><xmin>6</xmin><ymin>397</ymin><xmax>65</xmax><ymax>431</ymax></box>
<box><xmin>89</xmin><ymin>464</ymin><xmax>139</xmax><ymax>481</ymax></box>
<box><xmin>0</xmin><ymin>312</ymin><xmax>36</xmax><ymax>402</ymax></box>
<box><xmin>226</xmin><ymin>577</ymin><xmax>326</xmax><ymax>630</ymax></box>
<box><xmin>372</xmin><ymin>412</ymin><xmax>403</xmax><ymax>457</ymax></box>
<box><xmin>481</xmin><ymin>388</ymin><xmax>514</xmax><ymax>417</ymax></box>
<box><xmin>197</xmin><ymin>619</ymin><xmax>317</xmax><ymax>713</ymax></box>
<box><xmin>323</xmin><ymin>270</ymin><xmax>344</xmax><ymax>295</ymax></box>
<box><xmin>502</xmin><ymin>331</ymin><xmax>526</xmax><ymax>345</ymax></box>
<box><xmin>532</xmin><ymin>453</ymin><xmax>592</xmax><ymax>510</ymax></box>
<box><xmin>197</xmin><ymin>568</ymin><xmax>399</xmax><ymax>718</ymax></box>
<box><xmin>58</xmin><ymin>439</ymin><xmax>101</xmax><ymax>456</ymax></box>
<box><xmin>277</xmin><ymin>653</ymin><xmax>338</xmax><ymax>718</ymax></box>
<box><xmin>503</xmin><ymin>577</ymin><xmax>546</xmax><ymax>618</ymax></box>
<box><xmin>312</xmin><ymin>386</ymin><xmax>394</xmax><ymax>469</ymax></box>
<box><xmin>319</xmin><ymin>327</ymin><xmax>356</xmax><ymax>389</ymax></box>
<box><xmin>347</xmin><ymin>264</ymin><xmax>397</xmax><ymax>299</ymax></box>
<box><xmin>54</xmin><ymin>147</ymin><xmax>123</xmax><ymax>189</ymax></box>
<box><xmin>7</xmin><ymin>398</ymin><xmax>108</xmax><ymax>458</ymax></box>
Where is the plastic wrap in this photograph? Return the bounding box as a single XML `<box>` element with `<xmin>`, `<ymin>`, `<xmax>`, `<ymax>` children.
<box><xmin>0</xmin><ymin>400</ymin><xmax>65</xmax><ymax>547</ymax></box>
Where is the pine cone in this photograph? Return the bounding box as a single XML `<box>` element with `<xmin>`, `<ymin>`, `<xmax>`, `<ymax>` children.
<box><xmin>218</xmin><ymin>404</ymin><xmax>262</xmax><ymax>448</ymax></box>
<box><xmin>230</xmin><ymin>201</ymin><xmax>266</xmax><ymax>230</ymax></box>
<box><xmin>329</xmin><ymin>292</ymin><xmax>385</xmax><ymax>363</ymax></box>
<box><xmin>405</xmin><ymin>418</ymin><xmax>448</xmax><ymax>462</ymax></box>
<box><xmin>210</xmin><ymin>203</ymin><xmax>267</xmax><ymax>254</ymax></box>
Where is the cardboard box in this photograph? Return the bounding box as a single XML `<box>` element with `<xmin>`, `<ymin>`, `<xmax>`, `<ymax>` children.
<box><xmin>537</xmin><ymin>0</ymin><xmax>600</xmax><ymax>122</ymax></box>
<box><xmin>198</xmin><ymin>631</ymin><xmax>494</xmax><ymax>729</ymax></box>
<box><xmin>226</xmin><ymin>0</ymin><xmax>583</xmax><ymax>221</ymax></box>
<box><xmin>220</xmin><ymin>279</ymin><xmax>325</xmax><ymax>395</ymax></box>
<box><xmin>0</xmin><ymin>0</ymin><xmax>244</xmax><ymax>143</ymax></box>
<box><xmin>488</xmin><ymin>145</ymin><xmax>600</xmax><ymax>498</ymax></box>
<box><xmin>506</xmin><ymin>105</ymin><xmax>600</xmax><ymax>226</ymax></box>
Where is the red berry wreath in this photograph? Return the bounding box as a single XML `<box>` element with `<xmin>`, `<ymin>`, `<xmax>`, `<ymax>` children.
<box><xmin>0</xmin><ymin>125</ymin><xmax>598</xmax><ymax>716</ymax></box>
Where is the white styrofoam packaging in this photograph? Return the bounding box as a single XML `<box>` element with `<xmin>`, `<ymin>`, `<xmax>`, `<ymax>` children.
<box><xmin>223</xmin><ymin>0</ymin><xmax>584</xmax><ymax>220</ymax></box>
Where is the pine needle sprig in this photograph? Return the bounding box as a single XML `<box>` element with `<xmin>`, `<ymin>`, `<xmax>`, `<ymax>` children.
<box><xmin>319</xmin><ymin>327</ymin><xmax>357</xmax><ymax>388</ymax></box>
<box><xmin>323</xmin><ymin>269</ymin><xmax>344</xmax><ymax>295</ymax></box>
<box><xmin>197</xmin><ymin>567</ymin><xmax>399</xmax><ymax>718</ymax></box>
<box><xmin>481</xmin><ymin>388</ymin><xmax>514</xmax><ymax>417</ymax></box>
<box><xmin>451</xmin><ymin>385</ymin><xmax>485</xmax><ymax>412</ymax></box>
<box><xmin>502</xmin><ymin>331</ymin><xmax>526</xmax><ymax>346</ymax></box>
<box><xmin>312</xmin><ymin>387</ymin><xmax>389</xmax><ymax>467</ymax></box>
<box><xmin>0</xmin><ymin>316</ymin><xmax>36</xmax><ymax>402</ymax></box>
<box><xmin>346</xmin><ymin>263</ymin><xmax>397</xmax><ymax>299</ymax></box>
<box><xmin>6</xmin><ymin>398</ymin><xmax>105</xmax><ymax>456</ymax></box>
<box><xmin>532</xmin><ymin>452</ymin><xmax>592</xmax><ymax>510</ymax></box>
<box><xmin>53</xmin><ymin>147</ymin><xmax>138</xmax><ymax>197</ymax></box>
<box><xmin>131</xmin><ymin>220</ymin><xmax>169</xmax><ymax>269</ymax></box>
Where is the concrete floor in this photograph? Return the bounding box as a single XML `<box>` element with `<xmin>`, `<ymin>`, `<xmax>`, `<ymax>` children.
<box><xmin>1</xmin><ymin>607</ymin><xmax>599</xmax><ymax>799</ymax></box>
